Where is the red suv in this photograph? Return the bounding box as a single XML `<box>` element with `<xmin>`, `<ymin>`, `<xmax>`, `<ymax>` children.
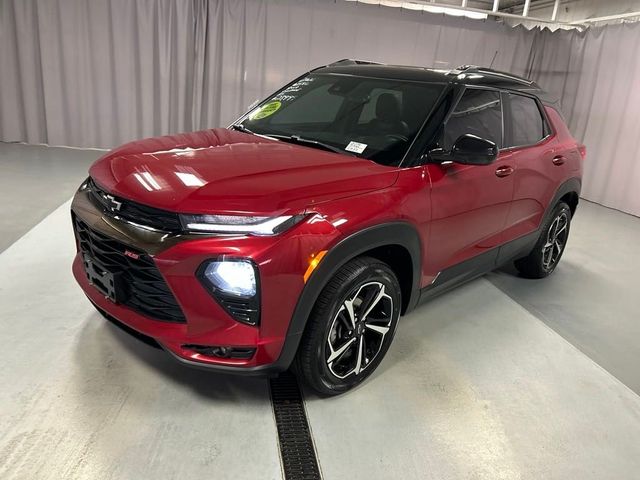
<box><xmin>72</xmin><ymin>61</ymin><xmax>584</xmax><ymax>394</ymax></box>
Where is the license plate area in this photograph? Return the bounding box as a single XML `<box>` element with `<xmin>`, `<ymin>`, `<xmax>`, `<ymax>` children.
<box><xmin>83</xmin><ymin>254</ymin><xmax>127</xmax><ymax>303</ymax></box>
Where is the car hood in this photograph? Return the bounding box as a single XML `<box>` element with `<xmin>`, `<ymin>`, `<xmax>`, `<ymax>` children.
<box><xmin>89</xmin><ymin>128</ymin><xmax>398</xmax><ymax>215</ymax></box>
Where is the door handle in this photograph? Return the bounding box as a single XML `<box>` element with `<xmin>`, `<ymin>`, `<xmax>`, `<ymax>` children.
<box><xmin>495</xmin><ymin>165</ymin><xmax>514</xmax><ymax>178</ymax></box>
<box><xmin>552</xmin><ymin>155</ymin><xmax>566</xmax><ymax>166</ymax></box>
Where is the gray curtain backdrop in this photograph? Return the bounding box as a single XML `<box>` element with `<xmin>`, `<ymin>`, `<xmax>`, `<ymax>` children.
<box><xmin>567</xmin><ymin>23</ymin><xmax>640</xmax><ymax>217</ymax></box>
<box><xmin>1</xmin><ymin>0</ymin><xmax>639</xmax><ymax>215</ymax></box>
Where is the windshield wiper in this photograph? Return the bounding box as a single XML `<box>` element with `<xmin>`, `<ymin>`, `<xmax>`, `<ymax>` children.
<box><xmin>230</xmin><ymin>123</ymin><xmax>255</xmax><ymax>135</ymax></box>
<box><xmin>266</xmin><ymin>134</ymin><xmax>353</xmax><ymax>156</ymax></box>
<box><xmin>231</xmin><ymin>126</ymin><xmax>353</xmax><ymax>156</ymax></box>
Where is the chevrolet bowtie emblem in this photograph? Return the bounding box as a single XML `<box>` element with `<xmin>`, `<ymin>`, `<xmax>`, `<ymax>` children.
<box><xmin>104</xmin><ymin>194</ymin><xmax>122</xmax><ymax>212</ymax></box>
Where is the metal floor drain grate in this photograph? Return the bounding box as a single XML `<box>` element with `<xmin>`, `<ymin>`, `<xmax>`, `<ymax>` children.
<box><xmin>269</xmin><ymin>371</ymin><xmax>322</xmax><ymax>480</ymax></box>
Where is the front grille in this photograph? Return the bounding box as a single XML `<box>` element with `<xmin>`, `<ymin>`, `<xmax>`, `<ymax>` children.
<box><xmin>74</xmin><ymin>215</ymin><xmax>186</xmax><ymax>323</ymax></box>
<box><xmin>87</xmin><ymin>178</ymin><xmax>182</xmax><ymax>232</ymax></box>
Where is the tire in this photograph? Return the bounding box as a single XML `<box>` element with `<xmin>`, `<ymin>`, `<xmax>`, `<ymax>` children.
<box><xmin>515</xmin><ymin>201</ymin><xmax>572</xmax><ymax>279</ymax></box>
<box><xmin>295</xmin><ymin>256</ymin><xmax>402</xmax><ymax>396</ymax></box>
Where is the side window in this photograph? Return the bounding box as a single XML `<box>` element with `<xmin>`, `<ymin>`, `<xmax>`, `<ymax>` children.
<box><xmin>269</xmin><ymin>84</ymin><xmax>344</xmax><ymax>125</ymax></box>
<box><xmin>506</xmin><ymin>93</ymin><xmax>546</xmax><ymax>147</ymax></box>
<box><xmin>442</xmin><ymin>89</ymin><xmax>502</xmax><ymax>150</ymax></box>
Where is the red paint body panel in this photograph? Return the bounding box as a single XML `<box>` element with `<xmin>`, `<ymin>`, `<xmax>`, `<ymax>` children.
<box><xmin>503</xmin><ymin>107</ymin><xmax>584</xmax><ymax>242</ymax></box>
<box><xmin>73</xmin><ymin>201</ymin><xmax>343</xmax><ymax>367</ymax></box>
<box><xmin>73</xmin><ymin>99</ymin><xmax>583</xmax><ymax>373</ymax></box>
<box><xmin>89</xmin><ymin>129</ymin><xmax>398</xmax><ymax>215</ymax></box>
<box><xmin>423</xmin><ymin>149</ymin><xmax>516</xmax><ymax>273</ymax></box>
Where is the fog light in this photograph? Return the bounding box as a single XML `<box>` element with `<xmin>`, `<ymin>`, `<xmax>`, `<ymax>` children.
<box><xmin>203</xmin><ymin>259</ymin><xmax>256</xmax><ymax>297</ymax></box>
<box><xmin>184</xmin><ymin>344</ymin><xmax>256</xmax><ymax>360</ymax></box>
<box><xmin>197</xmin><ymin>258</ymin><xmax>261</xmax><ymax>326</ymax></box>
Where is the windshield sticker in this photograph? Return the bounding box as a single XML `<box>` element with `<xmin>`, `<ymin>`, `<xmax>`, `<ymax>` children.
<box><xmin>273</xmin><ymin>77</ymin><xmax>315</xmax><ymax>102</ymax></box>
<box><xmin>250</xmin><ymin>101</ymin><xmax>282</xmax><ymax>120</ymax></box>
<box><xmin>345</xmin><ymin>141</ymin><xmax>367</xmax><ymax>154</ymax></box>
<box><xmin>273</xmin><ymin>94</ymin><xmax>297</xmax><ymax>103</ymax></box>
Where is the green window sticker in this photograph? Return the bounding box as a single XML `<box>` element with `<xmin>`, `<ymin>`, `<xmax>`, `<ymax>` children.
<box><xmin>250</xmin><ymin>101</ymin><xmax>282</xmax><ymax>120</ymax></box>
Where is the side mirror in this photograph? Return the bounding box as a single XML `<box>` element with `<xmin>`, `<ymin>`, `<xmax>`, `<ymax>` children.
<box><xmin>451</xmin><ymin>134</ymin><xmax>498</xmax><ymax>165</ymax></box>
<box><xmin>428</xmin><ymin>134</ymin><xmax>498</xmax><ymax>166</ymax></box>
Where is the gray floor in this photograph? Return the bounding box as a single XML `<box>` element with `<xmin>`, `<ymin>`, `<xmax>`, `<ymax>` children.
<box><xmin>1</xmin><ymin>142</ymin><xmax>640</xmax><ymax>479</ymax></box>
<box><xmin>488</xmin><ymin>203</ymin><xmax>640</xmax><ymax>394</ymax></box>
<box><xmin>0</xmin><ymin>142</ymin><xmax>102</xmax><ymax>252</ymax></box>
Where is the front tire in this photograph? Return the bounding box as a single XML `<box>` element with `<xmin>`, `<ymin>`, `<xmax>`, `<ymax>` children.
<box><xmin>295</xmin><ymin>256</ymin><xmax>401</xmax><ymax>396</ymax></box>
<box><xmin>515</xmin><ymin>201</ymin><xmax>571</xmax><ymax>278</ymax></box>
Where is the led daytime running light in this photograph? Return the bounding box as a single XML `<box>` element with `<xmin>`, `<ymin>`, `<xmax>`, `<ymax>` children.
<box><xmin>181</xmin><ymin>214</ymin><xmax>301</xmax><ymax>235</ymax></box>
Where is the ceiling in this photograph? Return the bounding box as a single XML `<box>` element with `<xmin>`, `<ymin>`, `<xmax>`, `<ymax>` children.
<box><xmin>402</xmin><ymin>0</ymin><xmax>640</xmax><ymax>25</ymax></box>
<box><xmin>428</xmin><ymin>0</ymin><xmax>548</xmax><ymax>9</ymax></box>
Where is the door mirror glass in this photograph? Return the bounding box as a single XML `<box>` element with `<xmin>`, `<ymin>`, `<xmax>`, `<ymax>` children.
<box><xmin>427</xmin><ymin>134</ymin><xmax>498</xmax><ymax>165</ymax></box>
<box><xmin>450</xmin><ymin>134</ymin><xmax>498</xmax><ymax>165</ymax></box>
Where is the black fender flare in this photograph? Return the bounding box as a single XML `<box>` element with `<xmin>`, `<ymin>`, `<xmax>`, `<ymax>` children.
<box><xmin>543</xmin><ymin>177</ymin><xmax>581</xmax><ymax>225</ymax></box>
<box><xmin>273</xmin><ymin>221</ymin><xmax>422</xmax><ymax>371</ymax></box>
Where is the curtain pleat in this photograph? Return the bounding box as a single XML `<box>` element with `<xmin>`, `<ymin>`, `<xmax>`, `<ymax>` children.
<box><xmin>1</xmin><ymin>0</ymin><xmax>639</xmax><ymax>215</ymax></box>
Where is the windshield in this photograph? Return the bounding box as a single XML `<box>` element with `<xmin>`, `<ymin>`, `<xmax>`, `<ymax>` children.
<box><xmin>237</xmin><ymin>74</ymin><xmax>444</xmax><ymax>166</ymax></box>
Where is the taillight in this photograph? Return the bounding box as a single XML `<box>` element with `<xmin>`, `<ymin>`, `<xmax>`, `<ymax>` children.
<box><xmin>578</xmin><ymin>144</ymin><xmax>587</xmax><ymax>160</ymax></box>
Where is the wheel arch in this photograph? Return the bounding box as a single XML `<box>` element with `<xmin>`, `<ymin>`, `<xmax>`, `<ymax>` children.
<box><xmin>560</xmin><ymin>191</ymin><xmax>579</xmax><ymax>216</ymax></box>
<box><xmin>360</xmin><ymin>244</ymin><xmax>414</xmax><ymax>314</ymax></box>
<box><xmin>545</xmin><ymin>177</ymin><xmax>581</xmax><ymax>224</ymax></box>
<box><xmin>276</xmin><ymin>221</ymin><xmax>422</xmax><ymax>370</ymax></box>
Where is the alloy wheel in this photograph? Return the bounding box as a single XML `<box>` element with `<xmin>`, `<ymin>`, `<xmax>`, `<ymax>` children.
<box><xmin>325</xmin><ymin>281</ymin><xmax>395</xmax><ymax>379</ymax></box>
<box><xmin>542</xmin><ymin>211</ymin><xmax>569</xmax><ymax>271</ymax></box>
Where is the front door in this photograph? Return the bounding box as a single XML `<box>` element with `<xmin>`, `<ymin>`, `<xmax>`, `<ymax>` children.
<box><xmin>424</xmin><ymin>87</ymin><xmax>515</xmax><ymax>283</ymax></box>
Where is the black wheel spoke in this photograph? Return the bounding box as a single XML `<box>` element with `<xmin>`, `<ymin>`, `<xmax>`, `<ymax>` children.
<box><xmin>326</xmin><ymin>281</ymin><xmax>394</xmax><ymax>379</ymax></box>
<box><xmin>336</xmin><ymin>308</ymin><xmax>352</xmax><ymax>332</ymax></box>
<box><xmin>357</xmin><ymin>286</ymin><xmax>379</xmax><ymax>319</ymax></box>
<box><xmin>541</xmin><ymin>211</ymin><xmax>569</xmax><ymax>271</ymax></box>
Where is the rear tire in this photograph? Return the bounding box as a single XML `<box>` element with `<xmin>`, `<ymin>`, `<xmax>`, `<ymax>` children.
<box><xmin>515</xmin><ymin>201</ymin><xmax>571</xmax><ymax>279</ymax></box>
<box><xmin>295</xmin><ymin>256</ymin><xmax>401</xmax><ymax>396</ymax></box>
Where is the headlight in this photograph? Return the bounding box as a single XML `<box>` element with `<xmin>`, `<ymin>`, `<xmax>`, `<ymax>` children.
<box><xmin>198</xmin><ymin>258</ymin><xmax>261</xmax><ymax>326</ymax></box>
<box><xmin>180</xmin><ymin>214</ymin><xmax>305</xmax><ymax>235</ymax></box>
<box><xmin>78</xmin><ymin>177</ymin><xmax>90</xmax><ymax>192</ymax></box>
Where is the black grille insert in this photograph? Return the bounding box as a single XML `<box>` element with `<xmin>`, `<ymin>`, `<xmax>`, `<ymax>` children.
<box><xmin>87</xmin><ymin>177</ymin><xmax>182</xmax><ymax>232</ymax></box>
<box><xmin>217</xmin><ymin>296</ymin><xmax>259</xmax><ymax>325</ymax></box>
<box><xmin>74</xmin><ymin>215</ymin><xmax>186</xmax><ymax>323</ymax></box>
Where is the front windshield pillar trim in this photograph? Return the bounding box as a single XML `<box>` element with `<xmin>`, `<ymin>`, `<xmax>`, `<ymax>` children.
<box><xmin>400</xmin><ymin>84</ymin><xmax>460</xmax><ymax>168</ymax></box>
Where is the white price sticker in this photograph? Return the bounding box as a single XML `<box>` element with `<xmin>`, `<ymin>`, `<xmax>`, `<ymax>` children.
<box><xmin>345</xmin><ymin>141</ymin><xmax>367</xmax><ymax>154</ymax></box>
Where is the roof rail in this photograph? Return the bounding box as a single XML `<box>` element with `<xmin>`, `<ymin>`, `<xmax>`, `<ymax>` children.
<box><xmin>457</xmin><ymin>65</ymin><xmax>535</xmax><ymax>85</ymax></box>
<box><xmin>327</xmin><ymin>59</ymin><xmax>384</xmax><ymax>67</ymax></box>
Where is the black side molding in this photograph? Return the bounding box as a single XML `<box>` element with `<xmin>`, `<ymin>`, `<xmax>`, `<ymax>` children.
<box><xmin>422</xmin><ymin>177</ymin><xmax>582</xmax><ymax>302</ymax></box>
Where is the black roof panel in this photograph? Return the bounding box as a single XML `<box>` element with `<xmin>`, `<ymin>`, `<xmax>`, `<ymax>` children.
<box><xmin>313</xmin><ymin>60</ymin><xmax>556</xmax><ymax>105</ymax></box>
<box><xmin>315</xmin><ymin>63</ymin><xmax>450</xmax><ymax>83</ymax></box>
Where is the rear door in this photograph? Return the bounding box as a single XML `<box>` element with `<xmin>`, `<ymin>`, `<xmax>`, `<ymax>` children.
<box><xmin>424</xmin><ymin>87</ymin><xmax>516</xmax><ymax>278</ymax></box>
<box><xmin>501</xmin><ymin>92</ymin><xmax>565</xmax><ymax>243</ymax></box>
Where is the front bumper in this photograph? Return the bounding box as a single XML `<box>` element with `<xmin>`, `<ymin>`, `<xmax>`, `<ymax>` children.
<box><xmin>71</xmin><ymin>188</ymin><xmax>339</xmax><ymax>374</ymax></box>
